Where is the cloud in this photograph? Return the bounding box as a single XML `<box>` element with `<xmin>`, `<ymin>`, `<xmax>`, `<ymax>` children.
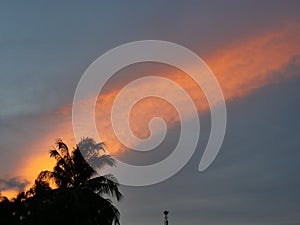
<box><xmin>207</xmin><ymin>22</ymin><xmax>300</xmax><ymax>99</ymax></box>
<box><xmin>0</xmin><ymin>177</ymin><xmax>29</xmax><ymax>192</ymax></box>
<box><xmin>10</xmin><ymin>22</ymin><xmax>300</xmax><ymax>187</ymax></box>
<box><xmin>1</xmin><ymin>19</ymin><xmax>300</xmax><ymax>216</ymax></box>
<box><xmin>83</xmin><ymin>22</ymin><xmax>300</xmax><ymax>155</ymax></box>
<box><xmin>118</xmin><ymin>74</ymin><xmax>300</xmax><ymax>225</ymax></box>
<box><xmin>0</xmin><ymin>2</ymin><xmax>300</xmax><ymax>224</ymax></box>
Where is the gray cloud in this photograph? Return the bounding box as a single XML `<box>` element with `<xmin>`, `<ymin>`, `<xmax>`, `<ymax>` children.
<box><xmin>0</xmin><ymin>177</ymin><xmax>30</xmax><ymax>192</ymax></box>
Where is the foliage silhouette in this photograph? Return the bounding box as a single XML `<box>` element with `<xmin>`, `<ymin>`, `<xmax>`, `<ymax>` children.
<box><xmin>0</xmin><ymin>137</ymin><xmax>122</xmax><ymax>225</ymax></box>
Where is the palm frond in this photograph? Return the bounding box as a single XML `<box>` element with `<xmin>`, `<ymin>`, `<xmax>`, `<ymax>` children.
<box><xmin>77</xmin><ymin>137</ymin><xmax>105</xmax><ymax>158</ymax></box>
<box><xmin>88</xmin><ymin>154</ymin><xmax>116</xmax><ymax>171</ymax></box>
<box><xmin>85</xmin><ymin>175</ymin><xmax>123</xmax><ymax>201</ymax></box>
<box><xmin>49</xmin><ymin>149</ymin><xmax>63</xmax><ymax>160</ymax></box>
<box><xmin>50</xmin><ymin>146</ymin><xmax>75</xmax><ymax>185</ymax></box>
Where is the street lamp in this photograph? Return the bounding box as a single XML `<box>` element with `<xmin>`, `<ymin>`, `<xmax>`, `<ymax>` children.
<box><xmin>163</xmin><ymin>210</ymin><xmax>169</xmax><ymax>225</ymax></box>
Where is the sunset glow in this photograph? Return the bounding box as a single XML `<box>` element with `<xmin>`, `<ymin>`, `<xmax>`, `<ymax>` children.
<box><xmin>3</xmin><ymin>21</ymin><xmax>300</xmax><ymax>199</ymax></box>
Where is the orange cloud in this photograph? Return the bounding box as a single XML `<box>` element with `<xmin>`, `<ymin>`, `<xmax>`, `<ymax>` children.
<box><xmin>4</xmin><ymin>22</ymin><xmax>300</xmax><ymax>198</ymax></box>
<box><xmin>208</xmin><ymin>22</ymin><xmax>300</xmax><ymax>99</ymax></box>
<box><xmin>95</xmin><ymin>22</ymin><xmax>300</xmax><ymax>154</ymax></box>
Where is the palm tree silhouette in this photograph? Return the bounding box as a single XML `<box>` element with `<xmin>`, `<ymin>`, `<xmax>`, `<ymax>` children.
<box><xmin>0</xmin><ymin>137</ymin><xmax>122</xmax><ymax>225</ymax></box>
<box><xmin>34</xmin><ymin>137</ymin><xmax>123</xmax><ymax>225</ymax></box>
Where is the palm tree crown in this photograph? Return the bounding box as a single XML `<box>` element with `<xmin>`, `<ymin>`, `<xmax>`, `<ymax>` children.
<box><xmin>36</xmin><ymin>137</ymin><xmax>123</xmax><ymax>225</ymax></box>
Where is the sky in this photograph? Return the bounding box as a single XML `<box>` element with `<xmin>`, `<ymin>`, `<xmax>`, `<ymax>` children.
<box><xmin>1</xmin><ymin>1</ymin><xmax>300</xmax><ymax>224</ymax></box>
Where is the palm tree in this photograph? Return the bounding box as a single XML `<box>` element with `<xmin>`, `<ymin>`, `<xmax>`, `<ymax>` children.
<box><xmin>36</xmin><ymin>137</ymin><xmax>122</xmax><ymax>225</ymax></box>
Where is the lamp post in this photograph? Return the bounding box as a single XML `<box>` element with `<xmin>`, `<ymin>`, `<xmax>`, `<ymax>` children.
<box><xmin>163</xmin><ymin>210</ymin><xmax>169</xmax><ymax>225</ymax></box>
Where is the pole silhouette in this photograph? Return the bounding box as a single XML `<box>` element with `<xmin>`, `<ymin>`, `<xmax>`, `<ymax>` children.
<box><xmin>163</xmin><ymin>210</ymin><xmax>169</xmax><ymax>225</ymax></box>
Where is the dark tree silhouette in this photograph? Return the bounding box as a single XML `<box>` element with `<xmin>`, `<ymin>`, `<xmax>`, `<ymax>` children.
<box><xmin>0</xmin><ymin>191</ymin><xmax>29</xmax><ymax>225</ymax></box>
<box><xmin>37</xmin><ymin>137</ymin><xmax>122</xmax><ymax>225</ymax></box>
<box><xmin>0</xmin><ymin>192</ymin><xmax>14</xmax><ymax>224</ymax></box>
<box><xmin>0</xmin><ymin>137</ymin><xmax>122</xmax><ymax>225</ymax></box>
